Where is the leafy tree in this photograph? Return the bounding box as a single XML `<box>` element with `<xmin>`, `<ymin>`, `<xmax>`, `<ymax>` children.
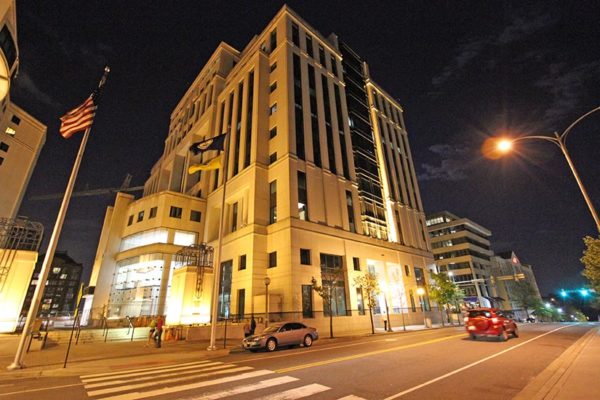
<box><xmin>510</xmin><ymin>280</ymin><xmax>540</xmax><ymax>318</ymax></box>
<box><xmin>581</xmin><ymin>236</ymin><xmax>600</xmax><ymax>293</ymax></box>
<box><xmin>428</xmin><ymin>272</ymin><xmax>464</xmax><ymax>325</ymax></box>
<box><xmin>353</xmin><ymin>272</ymin><xmax>380</xmax><ymax>334</ymax></box>
<box><xmin>312</xmin><ymin>266</ymin><xmax>345</xmax><ymax>338</ymax></box>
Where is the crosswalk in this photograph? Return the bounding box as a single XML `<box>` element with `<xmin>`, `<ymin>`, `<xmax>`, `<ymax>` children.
<box><xmin>80</xmin><ymin>360</ymin><xmax>367</xmax><ymax>400</ymax></box>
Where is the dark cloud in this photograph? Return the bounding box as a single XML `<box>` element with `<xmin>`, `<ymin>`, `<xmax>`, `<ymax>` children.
<box><xmin>497</xmin><ymin>12</ymin><xmax>558</xmax><ymax>44</ymax></box>
<box><xmin>13</xmin><ymin>70</ymin><xmax>61</xmax><ymax>109</ymax></box>
<box><xmin>418</xmin><ymin>143</ymin><xmax>471</xmax><ymax>181</ymax></box>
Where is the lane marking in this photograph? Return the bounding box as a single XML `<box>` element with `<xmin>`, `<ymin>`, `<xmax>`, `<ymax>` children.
<box><xmin>0</xmin><ymin>383</ymin><xmax>83</xmax><ymax>396</ymax></box>
<box><xmin>182</xmin><ymin>376</ymin><xmax>299</xmax><ymax>399</ymax></box>
<box><xmin>97</xmin><ymin>369</ymin><xmax>273</xmax><ymax>400</ymax></box>
<box><xmin>253</xmin><ymin>383</ymin><xmax>330</xmax><ymax>399</ymax></box>
<box><xmin>84</xmin><ymin>363</ymin><xmax>234</xmax><ymax>388</ymax></box>
<box><xmin>87</xmin><ymin>366</ymin><xmax>252</xmax><ymax>397</ymax></box>
<box><xmin>82</xmin><ymin>361</ymin><xmax>222</xmax><ymax>383</ymax></box>
<box><xmin>275</xmin><ymin>333</ymin><xmax>465</xmax><ymax>373</ymax></box>
<box><xmin>383</xmin><ymin>325</ymin><xmax>572</xmax><ymax>399</ymax></box>
<box><xmin>80</xmin><ymin>360</ymin><xmax>211</xmax><ymax>379</ymax></box>
<box><xmin>337</xmin><ymin>396</ymin><xmax>367</xmax><ymax>400</ymax></box>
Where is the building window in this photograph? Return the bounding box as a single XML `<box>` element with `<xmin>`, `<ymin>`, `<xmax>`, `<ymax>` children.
<box><xmin>60</xmin><ymin>274</ymin><xmax>68</xmax><ymax>280</ymax></box>
<box><xmin>346</xmin><ymin>190</ymin><xmax>356</xmax><ymax>233</ymax></box>
<box><xmin>269</xmin><ymin>126</ymin><xmax>277</xmax><ymax>139</ymax></box>
<box><xmin>237</xmin><ymin>288</ymin><xmax>246</xmax><ymax>318</ymax></box>
<box><xmin>302</xmin><ymin>284</ymin><xmax>313</xmax><ymax>318</ymax></box>
<box><xmin>149</xmin><ymin>207</ymin><xmax>158</xmax><ymax>219</ymax></box>
<box><xmin>52</xmin><ymin>267</ymin><xmax>61</xmax><ymax>274</ymax></box>
<box><xmin>270</xmin><ymin>62</ymin><xmax>277</xmax><ymax>72</ymax></box>
<box><xmin>127</xmin><ymin>215</ymin><xmax>133</xmax><ymax>226</ymax></box>
<box><xmin>353</xmin><ymin>257</ymin><xmax>360</xmax><ymax>271</ymax></box>
<box><xmin>11</xmin><ymin>115</ymin><xmax>20</xmax><ymax>125</ymax></box>
<box><xmin>414</xmin><ymin>267</ymin><xmax>425</xmax><ymax>286</ymax></box>
<box><xmin>269</xmin><ymin>29</ymin><xmax>277</xmax><ymax>52</ymax></box>
<box><xmin>190</xmin><ymin>210</ymin><xmax>201</xmax><ymax>222</ymax></box>
<box><xmin>409</xmin><ymin>289</ymin><xmax>416</xmax><ymax>312</ymax></box>
<box><xmin>404</xmin><ymin>265</ymin><xmax>411</xmax><ymax>276</ymax></box>
<box><xmin>231</xmin><ymin>202</ymin><xmax>238</xmax><ymax>232</ymax></box>
<box><xmin>291</xmin><ymin>23</ymin><xmax>299</xmax><ymax>46</ymax></box>
<box><xmin>330</xmin><ymin>55</ymin><xmax>338</xmax><ymax>77</ymax></box>
<box><xmin>269</xmin><ymin>82</ymin><xmax>277</xmax><ymax>93</ymax></box>
<box><xmin>297</xmin><ymin>171</ymin><xmax>308</xmax><ymax>220</ymax></box>
<box><xmin>293</xmin><ymin>54</ymin><xmax>305</xmax><ymax>160</ymax></box>
<box><xmin>0</xmin><ymin>156</ymin><xmax>3</xmax><ymax>165</ymax></box>
<box><xmin>137</xmin><ymin>211</ymin><xmax>144</xmax><ymax>222</ymax></box>
<box><xmin>320</xmin><ymin>253</ymin><xmax>346</xmax><ymax>316</ymax></box>
<box><xmin>269</xmin><ymin>152</ymin><xmax>277</xmax><ymax>164</ymax></box>
<box><xmin>269</xmin><ymin>180</ymin><xmax>277</xmax><ymax>224</ymax></box>
<box><xmin>269</xmin><ymin>103</ymin><xmax>277</xmax><ymax>115</ymax></box>
<box><xmin>239</xmin><ymin>255</ymin><xmax>247</xmax><ymax>271</ymax></box>
<box><xmin>4</xmin><ymin>127</ymin><xmax>15</xmax><ymax>136</ymax></box>
<box><xmin>305</xmin><ymin>34</ymin><xmax>314</xmax><ymax>57</ymax></box>
<box><xmin>169</xmin><ymin>206</ymin><xmax>182</xmax><ymax>219</ymax></box>
<box><xmin>300</xmin><ymin>248</ymin><xmax>311</xmax><ymax>265</ymax></box>
<box><xmin>357</xmin><ymin>287</ymin><xmax>365</xmax><ymax>315</ymax></box>
<box><xmin>0</xmin><ymin>142</ymin><xmax>9</xmax><ymax>152</ymax></box>
<box><xmin>269</xmin><ymin>251</ymin><xmax>277</xmax><ymax>268</ymax></box>
<box><xmin>318</xmin><ymin>45</ymin><xmax>326</xmax><ymax>66</ymax></box>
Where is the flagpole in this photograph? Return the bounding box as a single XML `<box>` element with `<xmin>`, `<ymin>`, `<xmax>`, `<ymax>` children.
<box><xmin>7</xmin><ymin>67</ymin><xmax>110</xmax><ymax>370</ymax></box>
<box><xmin>207</xmin><ymin>133</ymin><xmax>231</xmax><ymax>351</ymax></box>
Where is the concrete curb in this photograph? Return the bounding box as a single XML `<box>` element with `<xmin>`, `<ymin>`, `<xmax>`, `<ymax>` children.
<box><xmin>513</xmin><ymin>325</ymin><xmax>598</xmax><ymax>400</ymax></box>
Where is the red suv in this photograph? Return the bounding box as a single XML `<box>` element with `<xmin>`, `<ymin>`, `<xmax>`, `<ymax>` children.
<box><xmin>465</xmin><ymin>308</ymin><xmax>519</xmax><ymax>341</ymax></box>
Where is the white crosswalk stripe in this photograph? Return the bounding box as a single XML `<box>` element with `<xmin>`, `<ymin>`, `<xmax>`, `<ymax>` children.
<box><xmin>82</xmin><ymin>360</ymin><xmax>364</xmax><ymax>400</ymax></box>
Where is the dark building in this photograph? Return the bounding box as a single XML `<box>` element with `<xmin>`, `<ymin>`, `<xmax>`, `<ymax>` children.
<box><xmin>21</xmin><ymin>251</ymin><xmax>83</xmax><ymax>317</ymax></box>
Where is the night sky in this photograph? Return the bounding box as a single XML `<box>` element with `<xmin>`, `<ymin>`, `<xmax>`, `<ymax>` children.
<box><xmin>12</xmin><ymin>1</ymin><xmax>600</xmax><ymax>295</ymax></box>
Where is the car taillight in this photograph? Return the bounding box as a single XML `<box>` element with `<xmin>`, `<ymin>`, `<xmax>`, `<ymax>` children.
<box><xmin>464</xmin><ymin>317</ymin><xmax>469</xmax><ymax>322</ymax></box>
<box><xmin>492</xmin><ymin>317</ymin><xmax>499</xmax><ymax>324</ymax></box>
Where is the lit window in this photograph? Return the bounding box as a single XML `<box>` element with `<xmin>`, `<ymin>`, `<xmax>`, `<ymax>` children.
<box><xmin>173</xmin><ymin>230</ymin><xmax>197</xmax><ymax>246</ymax></box>
<box><xmin>52</xmin><ymin>267</ymin><xmax>61</xmax><ymax>274</ymax></box>
<box><xmin>60</xmin><ymin>274</ymin><xmax>68</xmax><ymax>280</ymax></box>
<box><xmin>5</xmin><ymin>127</ymin><xmax>15</xmax><ymax>136</ymax></box>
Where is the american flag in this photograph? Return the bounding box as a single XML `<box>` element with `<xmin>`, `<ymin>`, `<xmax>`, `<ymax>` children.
<box><xmin>59</xmin><ymin>96</ymin><xmax>97</xmax><ymax>139</ymax></box>
<box><xmin>59</xmin><ymin>67</ymin><xmax>109</xmax><ymax>139</ymax></box>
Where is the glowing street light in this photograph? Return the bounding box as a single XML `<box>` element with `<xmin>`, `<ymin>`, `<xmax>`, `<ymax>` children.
<box><xmin>580</xmin><ymin>289</ymin><xmax>589</xmax><ymax>297</ymax></box>
<box><xmin>560</xmin><ymin>289</ymin><xmax>568</xmax><ymax>298</ymax></box>
<box><xmin>486</xmin><ymin>106</ymin><xmax>600</xmax><ymax>232</ymax></box>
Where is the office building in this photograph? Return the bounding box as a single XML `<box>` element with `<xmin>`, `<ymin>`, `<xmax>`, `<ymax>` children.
<box><xmin>88</xmin><ymin>6</ymin><xmax>434</xmax><ymax>333</ymax></box>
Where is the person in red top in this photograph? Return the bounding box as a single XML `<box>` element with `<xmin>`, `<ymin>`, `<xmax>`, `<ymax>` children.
<box><xmin>154</xmin><ymin>316</ymin><xmax>164</xmax><ymax>348</ymax></box>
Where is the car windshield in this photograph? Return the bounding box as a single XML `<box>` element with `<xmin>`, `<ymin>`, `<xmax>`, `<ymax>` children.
<box><xmin>262</xmin><ymin>326</ymin><xmax>281</xmax><ymax>334</ymax></box>
<box><xmin>468</xmin><ymin>310</ymin><xmax>492</xmax><ymax>318</ymax></box>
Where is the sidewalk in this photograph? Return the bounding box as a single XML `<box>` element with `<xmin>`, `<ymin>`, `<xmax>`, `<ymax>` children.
<box><xmin>514</xmin><ymin>323</ymin><xmax>600</xmax><ymax>400</ymax></box>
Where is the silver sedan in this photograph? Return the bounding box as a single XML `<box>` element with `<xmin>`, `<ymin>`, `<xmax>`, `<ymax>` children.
<box><xmin>242</xmin><ymin>322</ymin><xmax>319</xmax><ymax>352</ymax></box>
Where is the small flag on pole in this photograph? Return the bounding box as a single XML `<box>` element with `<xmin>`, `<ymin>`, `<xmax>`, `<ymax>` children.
<box><xmin>189</xmin><ymin>133</ymin><xmax>227</xmax><ymax>155</ymax></box>
<box><xmin>59</xmin><ymin>71</ymin><xmax>108</xmax><ymax>139</ymax></box>
<box><xmin>188</xmin><ymin>154</ymin><xmax>223</xmax><ymax>174</ymax></box>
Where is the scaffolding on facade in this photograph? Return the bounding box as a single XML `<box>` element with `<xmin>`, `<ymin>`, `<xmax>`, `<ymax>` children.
<box><xmin>174</xmin><ymin>243</ymin><xmax>214</xmax><ymax>299</ymax></box>
<box><xmin>0</xmin><ymin>217</ymin><xmax>44</xmax><ymax>291</ymax></box>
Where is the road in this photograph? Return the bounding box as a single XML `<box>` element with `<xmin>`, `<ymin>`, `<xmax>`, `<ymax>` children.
<box><xmin>0</xmin><ymin>323</ymin><xmax>595</xmax><ymax>400</ymax></box>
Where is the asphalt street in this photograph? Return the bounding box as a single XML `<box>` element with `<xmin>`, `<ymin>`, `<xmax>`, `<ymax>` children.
<box><xmin>0</xmin><ymin>323</ymin><xmax>595</xmax><ymax>400</ymax></box>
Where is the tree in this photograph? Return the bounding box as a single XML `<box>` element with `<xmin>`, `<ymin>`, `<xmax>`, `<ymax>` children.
<box><xmin>353</xmin><ymin>272</ymin><xmax>380</xmax><ymax>334</ymax></box>
<box><xmin>428</xmin><ymin>272</ymin><xmax>464</xmax><ymax>325</ymax></box>
<box><xmin>312</xmin><ymin>266</ymin><xmax>345</xmax><ymax>338</ymax></box>
<box><xmin>510</xmin><ymin>280</ymin><xmax>540</xmax><ymax>318</ymax></box>
<box><xmin>581</xmin><ymin>236</ymin><xmax>600</xmax><ymax>293</ymax></box>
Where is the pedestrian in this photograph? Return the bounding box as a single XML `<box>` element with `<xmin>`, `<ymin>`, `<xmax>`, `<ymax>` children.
<box><xmin>243</xmin><ymin>321</ymin><xmax>251</xmax><ymax>338</ymax></box>
<box><xmin>250</xmin><ymin>315</ymin><xmax>256</xmax><ymax>335</ymax></box>
<box><xmin>147</xmin><ymin>317</ymin><xmax>157</xmax><ymax>347</ymax></box>
<box><xmin>154</xmin><ymin>315</ymin><xmax>164</xmax><ymax>348</ymax></box>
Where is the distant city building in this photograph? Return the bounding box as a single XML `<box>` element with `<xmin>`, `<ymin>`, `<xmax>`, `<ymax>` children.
<box><xmin>490</xmin><ymin>251</ymin><xmax>542</xmax><ymax>317</ymax></box>
<box><xmin>426</xmin><ymin>211</ymin><xmax>499</xmax><ymax>307</ymax></box>
<box><xmin>0</xmin><ymin>0</ymin><xmax>46</xmax><ymax>219</ymax></box>
<box><xmin>88</xmin><ymin>5</ymin><xmax>434</xmax><ymax>333</ymax></box>
<box><xmin>21</xmin><ymin>251</ymin><xmax>83</xmax><ymax>318</ymax></box>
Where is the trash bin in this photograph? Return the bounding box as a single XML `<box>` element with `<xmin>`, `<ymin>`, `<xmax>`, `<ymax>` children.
<box><xmin>424</xmin><ymin>318</ymin><xmax>432</xmax><ymax>328</ymax></box>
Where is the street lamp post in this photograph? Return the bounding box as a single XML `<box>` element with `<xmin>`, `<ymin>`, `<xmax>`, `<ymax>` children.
<box><xmin>492</xmin><ymin>106</ymin><xmax>600</xmax><ymax>232</ymax></box>
<box><xmin>264</xmin><ymin>277</ymin><xmax>271</xmax><ymax>328</ymax></box>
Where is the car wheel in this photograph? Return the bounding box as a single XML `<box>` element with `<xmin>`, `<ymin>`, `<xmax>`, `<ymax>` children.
<box><xmin>470</xmin><ymin>334</ymin><xmax>477</xmax><ymax>340</ymax></box>
<box><xmin>512</xmin><ymin>326</ymin><xmax>519</xmax><ymax>338</ymax></box>
<box><xmin>499</xmin><ymin>329</ymin><xmax>509</xmax><ymax>342</ymax></box>
<box><xmin>303</xmin><ymin>335</ymin><xmax>313</xmax><ymax>348</ymax></box>
<box><xmin>266</xmin><ymin>338</ymin><xmax>277</xmax><ymax>352</ymax></box>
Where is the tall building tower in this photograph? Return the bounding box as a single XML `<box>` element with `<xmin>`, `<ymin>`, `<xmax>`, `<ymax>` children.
<box><xmin>0</xmin><ymin>0</ymin><xmax>46</xmax><ymax>219</ymax></box>
<box><xmin>89</xmin><ymin>6</ymin><xmax>433</xmax><ymax>333</ymax></box>
<box><xmin>426</xmin><ymin>211</ymin><xmax>497</xmax><ymax>307</ymax></box>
